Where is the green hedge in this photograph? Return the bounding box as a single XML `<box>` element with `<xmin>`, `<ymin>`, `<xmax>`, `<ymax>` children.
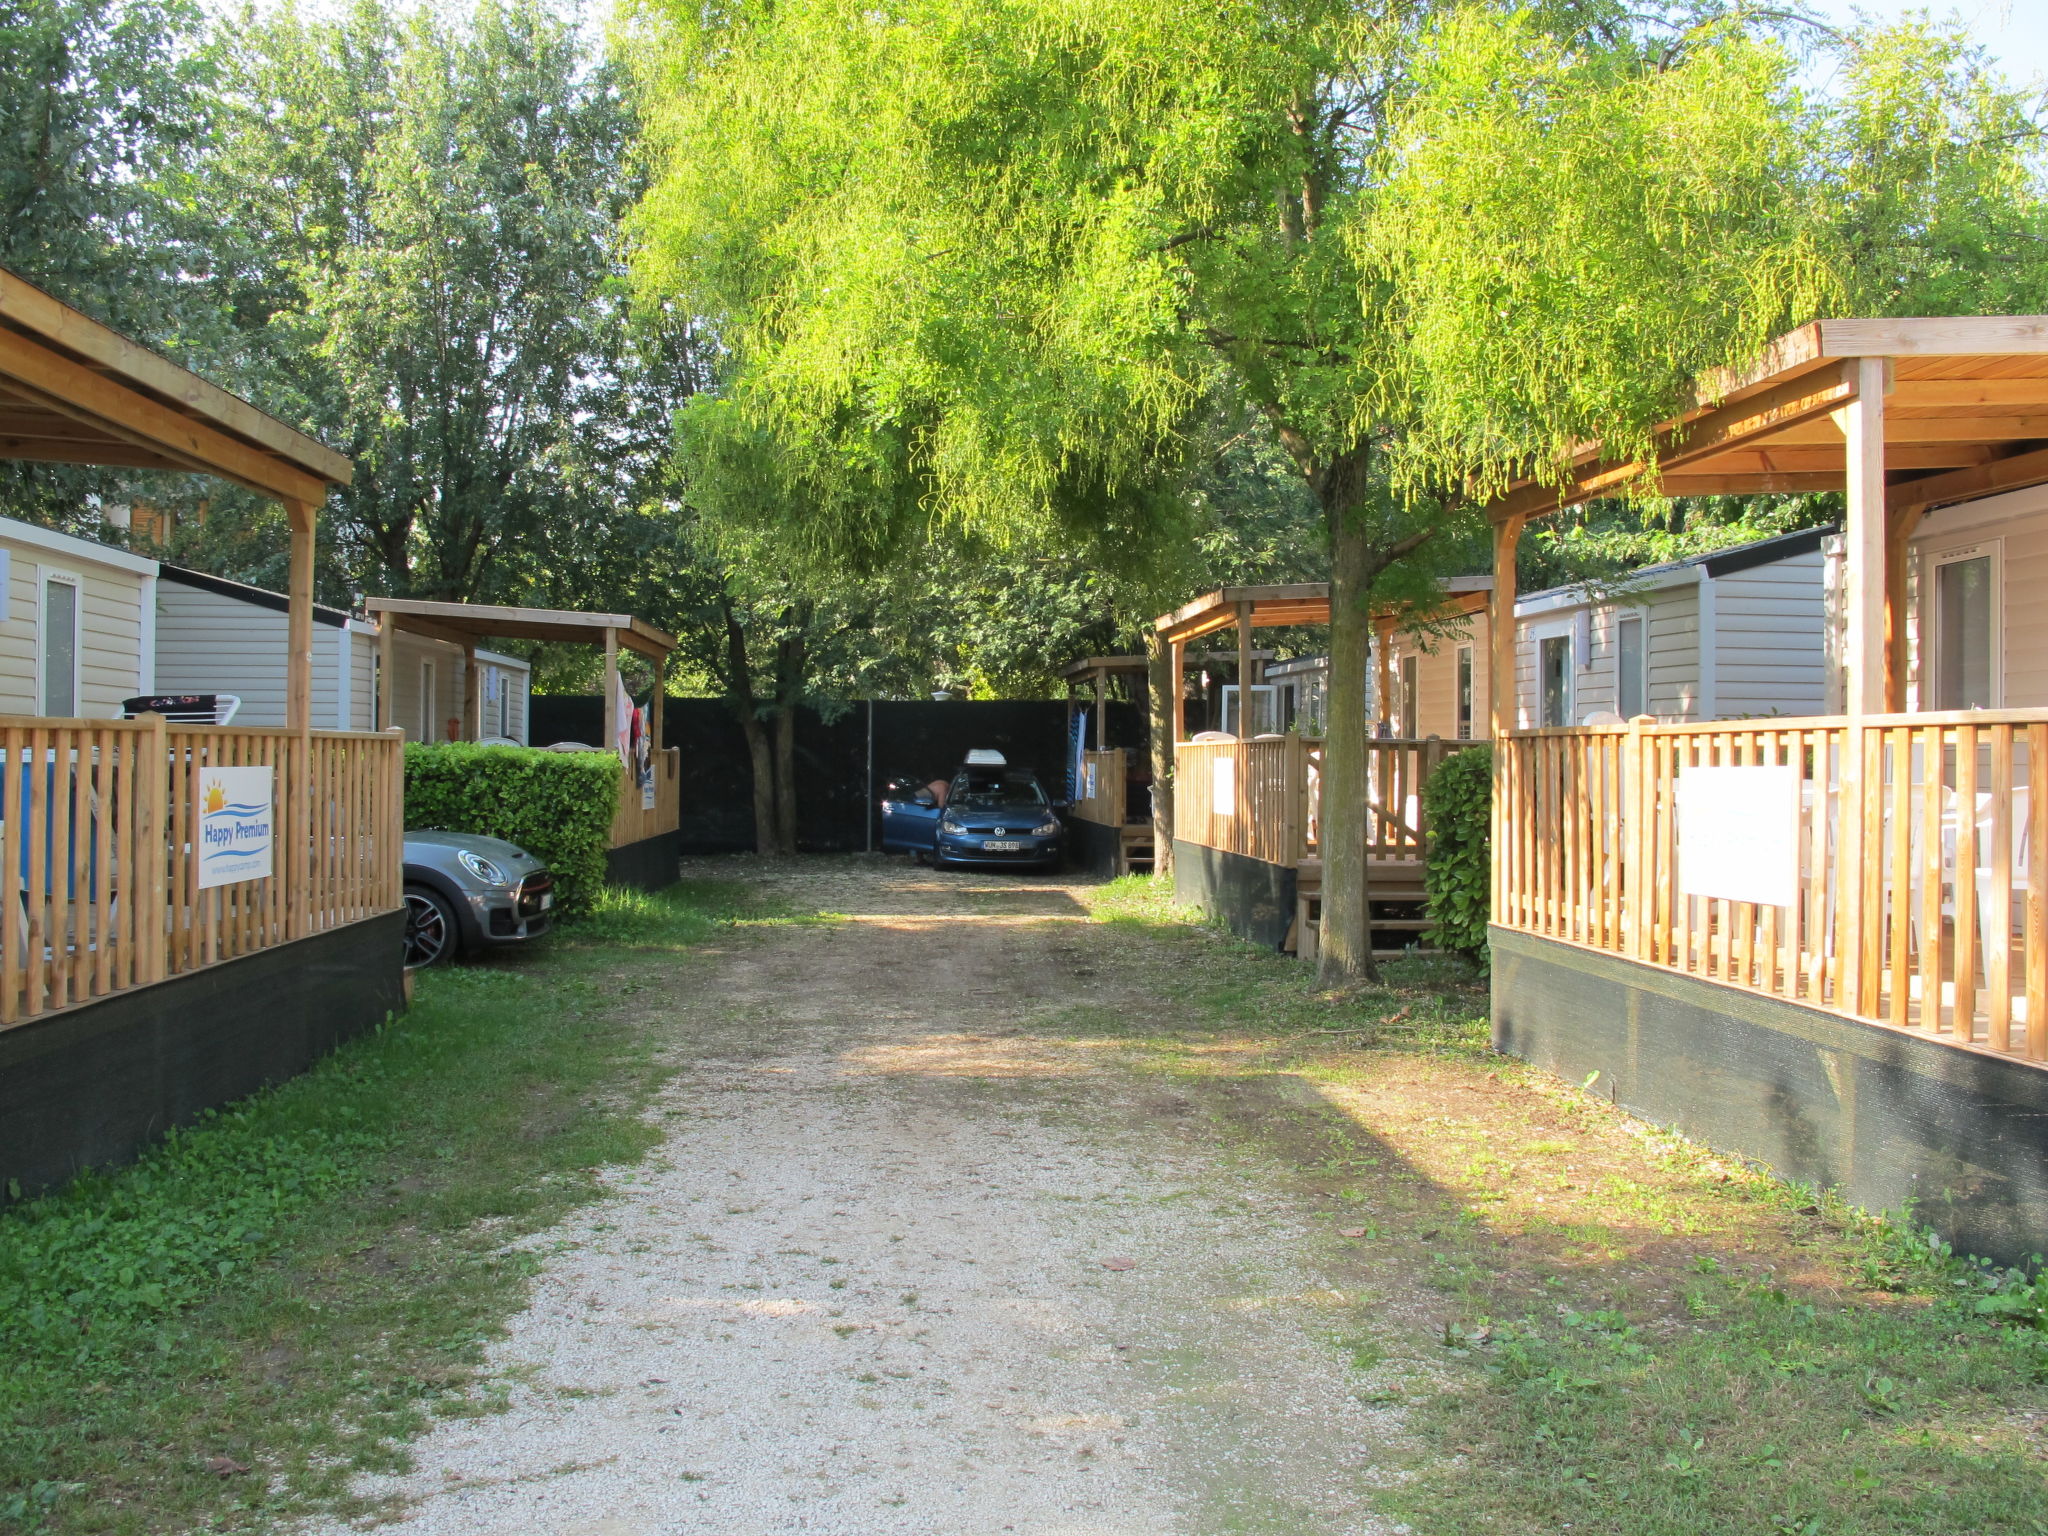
<box><xmin>1423</xmin><ymin>745</ymin><xmax>1492</xmax><ymax>965</ymax></box>
<box><xmin>403</xmin><ymin>743</ymin><xmax>620</xmax><ymax>912</ymax></box>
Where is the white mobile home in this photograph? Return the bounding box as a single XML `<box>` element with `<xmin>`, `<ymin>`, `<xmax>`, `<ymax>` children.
<box><xmin>153</xmin><ymin>565</ymin><xmax>530</xmax><ymax>741</ymax></box>
<box><xmin>1827</xmin><ymin>478</ymin><xmax>2048</xmax><ymax>713</ymax></box>
<box><xmin>1512</xmin><ymin>525</ymin><xmax>1832</xmax><ymax>727</ymax></box>
<box><xmin>0</xmin><ymin>515</ymin><xmax>156</xmax><ymax>717</ymax></box>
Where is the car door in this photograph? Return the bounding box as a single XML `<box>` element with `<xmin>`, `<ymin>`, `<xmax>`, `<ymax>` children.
<box><xmin>880</xmin><ymin>786</ymin><xmax>943</xmax><ymax>851</ymax></box>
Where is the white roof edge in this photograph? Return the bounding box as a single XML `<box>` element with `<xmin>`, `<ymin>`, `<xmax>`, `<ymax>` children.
<box><xmin>0</xmin><ymin>513</ymin><xmax>158</xmax><ymax>577</ymax></box>
<box><xmin>1515</xmin><ymin>562</ymin><xmax>1700</xmax><ymax>618</ymax></box>
<box><xmin>474</xmin><ymin>646</ymin><xmax>531</xmax><ymax>671</ymax></box>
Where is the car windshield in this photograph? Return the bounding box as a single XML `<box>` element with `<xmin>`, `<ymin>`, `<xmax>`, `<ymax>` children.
<box><xmin>949</xmin><ymin>770</ymin><xmax>1046</xmax><ymax>811</ymax></box>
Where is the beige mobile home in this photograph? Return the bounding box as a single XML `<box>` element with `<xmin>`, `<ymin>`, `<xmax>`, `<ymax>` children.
<box><xmin>0</xmin><ymin>515</ymin><xmax>156</xmax><ymax>717</ymax></box>
<box><xmin>152</xmin><ymin>565</ymin><xmax>529</xmax><ymax>741</ymax></box>
<box><xmin>1512</xmin><ymin>525</ymin><xmax>1832</xmax><ymax>727</ymax></box>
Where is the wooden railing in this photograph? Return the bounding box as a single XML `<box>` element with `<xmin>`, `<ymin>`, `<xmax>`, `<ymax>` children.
<box><xmin>1173</xmin><ymin>736</ymin><xmax>1481</xmax><ymax>866</ymax></box>
<box><xmin>1072</xmin><ymin>748</ymin><xmax>1128</xmax><ymax>827</ymax></box>
<box><xmin>610</xmin><ymin>746</ymin><xmax>681</xmax><ymax>849</ymax></box>
<box><xmin>1</xmin><ymin>717</ymin><xmax>403</xmax><ymax>1030</ymax></box>
<box><xmin>1496</xmin><ymin>711</ymin><xmax>2047</xmax><ymax>1063</ymax></box>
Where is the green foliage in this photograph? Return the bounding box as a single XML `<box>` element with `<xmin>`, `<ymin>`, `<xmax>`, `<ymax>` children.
<box><xmin>402</xmin><ymin>744</ymin><xmax>621</xmax><ymax>911</ymax></box>
<box><xmin>192</xmin><ymin>0</ymin><xmax>674</xmax><ymax>604</ymax></box>
<box><xmin>1423</xmin><ymin>746</ymin><xmax>1492</xmax><ymax>963</ymax></box>
<box><xmin>0</xmin><ymin>1120</ymin><xmax>376</xmax><ymax>1368</ymax></box>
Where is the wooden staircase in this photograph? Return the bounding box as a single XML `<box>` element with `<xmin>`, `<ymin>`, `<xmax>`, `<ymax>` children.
<box><xmin>1116</xmin><ymin>822</ymin><xmax>1155</xmax><ymax>876</ymax></box>
<box><xmin>1288</xmin><ymin>858</ymin><xmax>1435</xmax><ymax>962</ymax></box>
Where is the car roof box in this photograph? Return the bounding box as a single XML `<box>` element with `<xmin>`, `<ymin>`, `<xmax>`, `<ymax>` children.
<box><xmin>963</xmin><ymin>748</ymin><xmax>1006</xmax><ymax>766</ymax></box>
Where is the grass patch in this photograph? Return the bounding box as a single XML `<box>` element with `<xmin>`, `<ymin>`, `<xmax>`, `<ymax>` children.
<box><xmin>1078</xmin><ymin>875</ymin><xmax>2048</xmax><ymax>1536</ymax></box>
<box><xmin>0</xmin><ymin>880</ymin><xmax>797</xmax><ymax>1535</ymax></box>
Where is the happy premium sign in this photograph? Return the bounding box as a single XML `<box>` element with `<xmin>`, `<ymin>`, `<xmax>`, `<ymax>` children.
<box><xmin>197</xmin><ymin>767</ymin><xmax>276</xmax><ymax>888</ymax></box>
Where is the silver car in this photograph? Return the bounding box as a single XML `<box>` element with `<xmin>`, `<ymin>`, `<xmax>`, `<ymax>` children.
<box><xmin>403</xmin><ymin>829</ymin><xmax>556</xmax><ymax>968</ymax></box>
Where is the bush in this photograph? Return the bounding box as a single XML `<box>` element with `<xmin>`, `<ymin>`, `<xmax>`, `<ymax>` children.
<box><xmin>1423</xmin><ymin>745</ymin><xmax>1492</xmax><ymax>964</ymax></box>
<box><xmin>404</xmin><ymin>743</ymin><xmax>620</xmax><ymax>912</ymax></box>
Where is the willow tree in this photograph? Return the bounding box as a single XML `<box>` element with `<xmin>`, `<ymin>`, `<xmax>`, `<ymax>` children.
<box><xmin>624</xmin><ymin>0</ymin><xmax>1884</xmax><ymax>980</ymax></box>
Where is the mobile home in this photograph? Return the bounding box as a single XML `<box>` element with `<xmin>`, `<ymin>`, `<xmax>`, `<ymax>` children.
<box><xmin>153</xmin><ymin>564</ymin><xmax>530</xmax><ymax>741</ymax></box>
<box><xmin>1514</xmin><ymin>525</ymin><xmax>1832</xmax><ymax>727</ymax></box>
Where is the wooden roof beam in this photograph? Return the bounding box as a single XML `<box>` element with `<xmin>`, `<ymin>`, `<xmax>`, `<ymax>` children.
<box><xmin>0</xmin><ymin>325</ymin><xmax>331</xmax><ymax>504</ymax></box>
<box><xmin>1887</xmin><ymin>443</ymin><xmax>2048</xmax><ymax>516</ymax></box>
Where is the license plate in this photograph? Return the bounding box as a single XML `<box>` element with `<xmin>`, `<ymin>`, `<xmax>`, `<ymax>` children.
<box><xmin>539</xmin><ymin>892</ymin><xmax>554</xmax><ymax>910</ymax></box>
<box><xmin>982</xmin><ymin>840</ymin><xmax>1023</xmax><ymax>852</ymax></box>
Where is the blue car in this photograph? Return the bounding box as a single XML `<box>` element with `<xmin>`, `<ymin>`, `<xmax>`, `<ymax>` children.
<box><xmin>881</xmin><ymin>751</ymin><xmax>1065</xmax><ymax>870</ymax></box>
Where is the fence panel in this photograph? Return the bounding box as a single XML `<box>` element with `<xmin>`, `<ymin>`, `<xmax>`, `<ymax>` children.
<box><xmin>0</xmin><ymin>717</ymin><xmax>402</xmax><ymax>1031</ymax></box>
<box><xmin>1496</xmin><ymin>711</ymin><xmax>2045</xmax><ymax>1063</ymax></box>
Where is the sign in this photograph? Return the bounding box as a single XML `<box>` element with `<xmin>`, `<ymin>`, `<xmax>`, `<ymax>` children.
<box><xmin>1212</xmin><ymin>752</ymin><xmax>1235</xmax><ymax>816</ymax></box>
<box><xmin>197</xmin><ymin>766</ymin><xmax>275</xmax><ymax>888</ymax></box>
<box><xmin>1678</xmin><ymin>764</ymin><xmax>1800</xmax><ymax>908</ymax></box>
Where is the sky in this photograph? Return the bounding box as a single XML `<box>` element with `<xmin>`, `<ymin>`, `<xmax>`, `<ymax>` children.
<box><xmin>1802</xmin><ymin>1</ymin><xmax>2048</xmax><ymax>89</ymax></box>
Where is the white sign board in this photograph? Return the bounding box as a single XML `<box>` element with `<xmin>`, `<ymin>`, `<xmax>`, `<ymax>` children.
<box><xmin>1212</xmin><ymin>753</ymin><xmax>1236</xmax><ymax>817</ymax></box>
<box><xmin>1678</xmin><ymin>764</ymin><xmax>1800</xmax><ymax>908</ymax></box>
<box><xmin>197</xmin><ymin>766</ymin><xmax>275</xmax><ymax>888</ymax></box>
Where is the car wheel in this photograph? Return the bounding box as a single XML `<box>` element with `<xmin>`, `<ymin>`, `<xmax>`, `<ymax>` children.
<box><xmin>403</xmin><ymin>884</ymin><xmax>460</xmax><ymax>968</ymax></box>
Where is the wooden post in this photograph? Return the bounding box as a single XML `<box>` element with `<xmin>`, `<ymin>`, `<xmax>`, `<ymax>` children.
<box><xmin>1375</xmin><ymin>617</ymin><xmax>1395</xmax><ymax>733</ymax></box>
<box><xmin>1490</xmin><ymin>516</ymin><xmax>1524</xmax><ymax>930</ymax></box>
<box><xmin>461</xmin><ymin>643</ymin><xmax>480</xmax><ymax>742</ymax></box>
<box><xmin>284</xmin><ymin>500</ymin><xmax>317</xmax><ymax>941</ymax></box>
<box><xmin>651</xmin><ymin>648</ymin><xmax>666</xmax><ymax>755</ymax></box>
<box><xmin>1170</xmin><ymin>638</ymin><xmax>1186</xmax><ymax>743</ymax></box>
<box><xmin>1149</xmin><ymin>635</ymin><xmax>1176</xmax><ymax>876</ymax></box>
<box><xmin>602</xmin><ymin>626</ymin><xmax>621</xmax><ymax>756</ymax></box>
<box><xmin>1842</xmin><ymin>358</ymin><xmax>1889</xmax><ymax>717</ymax></box>
<box><xmin>377</xmin><ymin>614</ymin><xmax>396</xmax><ymax>736</ymax></box>
<box><xmin>1884</xmin><ymin>506</ymin><xmax>1923</xmax><ymax>712</ymax></box>
<box><xmin>1235</xmin><ymin>601</ymin><xmax>1253</xmax><ymax>736</ymax></box>
<box><xmin>1838</xmin><ymin>357</ymin><xmax>1888</xmax><ymax>1014</ymax></box>
<box><xmin>1490</xmin><ymin>518</ymin><xmax>1522</xmax><ymax>738</ymax></box>
<box><xmin>285</xmin><ymin>504</ymin><xmax>316</xmax><ymax>733</ymax></box>
<box><xmin>1094</xmin><ymin>670</ymin><xmax>1107</xmax><ymax>750</ymax></box>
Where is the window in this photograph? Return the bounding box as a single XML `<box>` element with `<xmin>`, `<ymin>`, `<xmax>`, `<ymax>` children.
<box><xmin>370</xmin><ymin>652</ymin><xmax>383</xmax><ymax>731</ymax></box>
<box><xmin>496</xmin><ymin>671</ymin><xmax>511</xmax><ymax>738</ymax></box>
<box><xmin>419</xmin><ymin>659</ymin><xmax>437</xmax><ymax>741</ymax></box>
<box><xmin>39</xmin><ymin>572</ymin><xmax>79</xmax><ymax>717</ymax></box>
<box><xmin>1616</xmin><ymin>612</ymin><xmax>1646</xmax><ymax>719</ymax></box>
<box><xmin>1539</xmin><ymin>634</ymin><xmax>1572</xmax><ymax>728</ymax></box>
<box><xmin>1398</xmin><ymin>653</ymin><xmax>1419</xmax><ymax>737</ymax></box>
<box><xmin>1931</xmin><ymin>546</ymin><xmax>1997</xmax><ymax>709</ymax></box>
<box><xmin>1220</xmin><ymin>683</ymin><xmax>1279</xmax><ymax>736</ymax></box>
<box><xmin>1455</xmin><ymin>646</ymin><xmax>1474</xmax><ymax>740</ymax></box>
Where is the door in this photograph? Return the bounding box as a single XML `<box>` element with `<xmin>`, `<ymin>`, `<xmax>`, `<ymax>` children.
<box><xmin>1929</xmin><ymin>544</ymin><xmax>1998</xmax><ymax>709</ymax></box>
<box><xmin>880</xmin><ymin>787</ymin><xmax>943</xmax><ymax>851</ymax></box>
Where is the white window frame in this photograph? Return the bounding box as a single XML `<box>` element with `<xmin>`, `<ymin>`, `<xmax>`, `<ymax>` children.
<box><xmin>1615</xmin><ymin>610</ymin><xmax>1647</xmax><ymax>720</ymax></box>
<box><xmin>1530</xmin><ymin>621</ymin><xmax>1575</xmax><ymax>728</ymax></box>
<box><xmin>37</xmin><ymin>567</ymin><xmax>83</xmax><ymax>719</ymax></box>
<box><xmin>1925</xmin><ymin>539</ymin><xmax>2002</xmax><ymax>710</ymax></box>
<box><xmin>419</xmin><ymin>658</ymin><xmax>437</xmax><ymax>742</ymax></box>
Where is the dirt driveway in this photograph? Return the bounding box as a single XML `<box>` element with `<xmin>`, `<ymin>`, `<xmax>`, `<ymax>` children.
<box><xmin>314</xmin><ymin>858</ymin><xmax>1412</xmax><ymax>1536</ymax></box>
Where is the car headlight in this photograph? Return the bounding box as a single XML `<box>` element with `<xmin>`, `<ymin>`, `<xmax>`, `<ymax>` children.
<box><xmin>457</xmin><ymin>850</ymin><xmax>509</xmax><ymax>885</ymax></box>
<box><xmin>940</xmin><ymin>818</ymin><xmax>965</xmax><ymax>835</ymax></box>
<box><xmin>1033</xmin><ymin>819</ymin><xmax>1060</xmax><ymax>836</ymax></box>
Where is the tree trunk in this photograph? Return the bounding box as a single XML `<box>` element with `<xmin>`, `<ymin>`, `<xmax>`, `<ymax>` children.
<box><xmin>720</xmin><ymin>597</ymin><xmax>780</xmax><ymax>855</ymax></box>
<box><xmin>1147</xmin><ymin>635</ymin><xmax>1175</xmax><ymax>877</ymax></box>
<box><xmin>769</xmin><ymin>602</ymin><xmax>812</xmax><ymax>857</ymax></box>
<box><xmin>771</xmin><ymin>705</ymin><xmax>799</xmax><ymax>856</ymax></box>
<box><xmin>1319</xmin><ymin>494</ymin><xmax>1379</xmax><ymax>986</ymax></box>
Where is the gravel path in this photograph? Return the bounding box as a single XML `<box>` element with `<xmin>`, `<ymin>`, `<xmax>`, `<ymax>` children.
<box><xmin>311</xmin><ymin>858</ymin><xmax>1409</xmax><ymax>1535</ymax></box>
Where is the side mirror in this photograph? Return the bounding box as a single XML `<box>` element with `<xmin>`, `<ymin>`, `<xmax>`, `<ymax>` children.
<box><xmin>914</xmin><ymin>788</ymin><xmax>937</xmax><ymax>807</ymax></box>
<box><xmin>1051</xmin><ymin>799</ymin><xmax>1071</xmax><ymax>812</ymax></box>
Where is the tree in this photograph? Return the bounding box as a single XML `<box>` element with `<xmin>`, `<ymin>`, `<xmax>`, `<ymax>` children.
<box><xmin>624</xmin><ymin>0</ymin><xmax>1856</xmax><ymax>982</ymax></box>
<box><xmin>0</xmin><ymin>0</ymin><xmax>224</xmax><ymax>531</ymax></box>
<box><xmin>193</xmin><ymin>0</ymin><xmax>660</xmax><ymax>603</ymax></box>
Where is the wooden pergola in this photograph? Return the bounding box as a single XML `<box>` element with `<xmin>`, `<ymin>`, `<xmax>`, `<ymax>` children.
<box><xmin>0</xmin><ymin>268</ymin><xmax>351</xmax><ymax>725</ymax></box>
<box><xmin>1153</xmin><ymin>578</ymin><xmax>1492</xmax><ymax>739</ymax></box>
<box><xmin>1481</xmin><ymin>316</ymin><xmax>2048</xmax><ymax>729</ymax></box>
<box><xmin>363</xmin><ymin>598</ymin><xmax>677</xmax><ymax>748</ymax></box>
